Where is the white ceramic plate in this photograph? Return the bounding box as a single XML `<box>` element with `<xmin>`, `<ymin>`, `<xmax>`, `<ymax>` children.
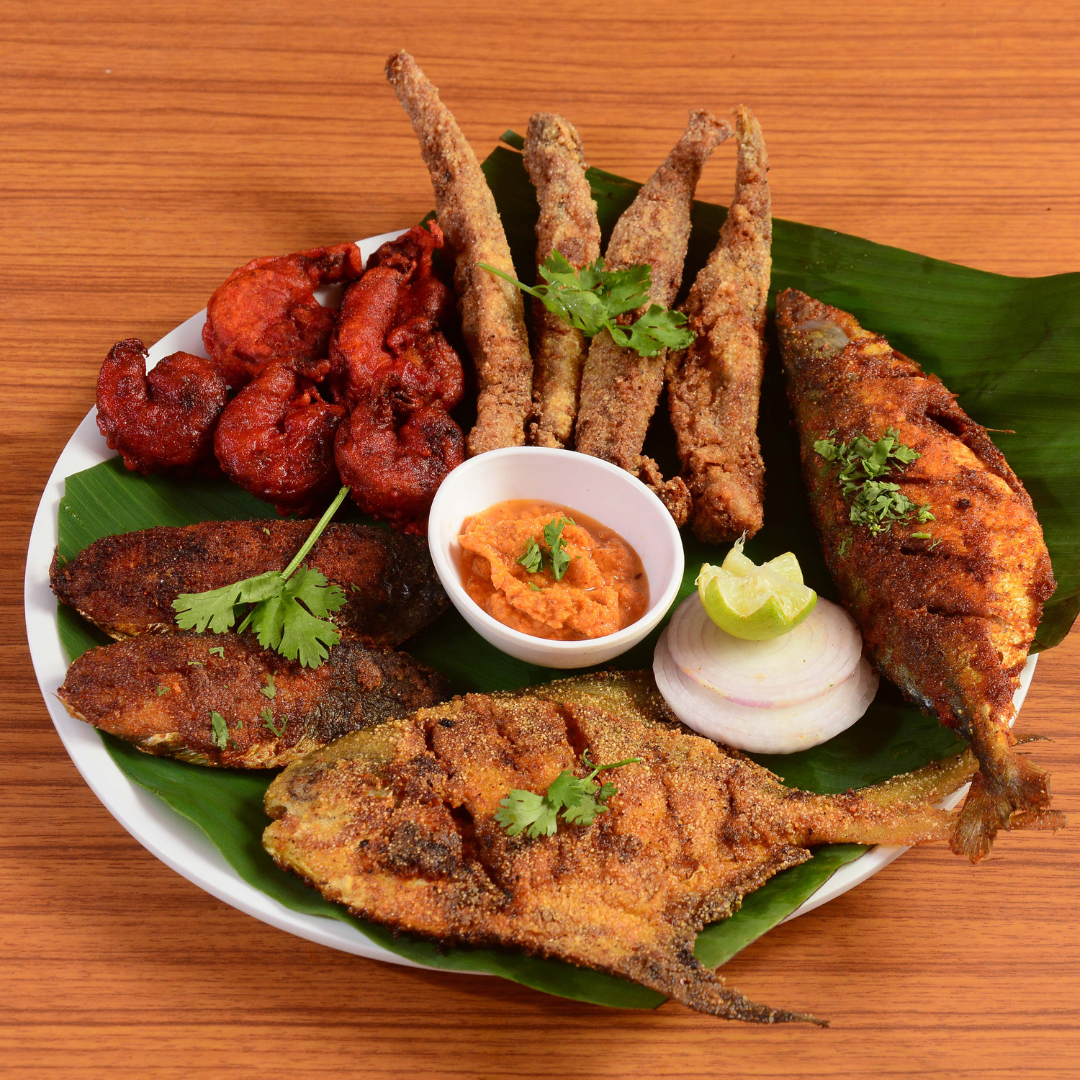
<box><xmin>23</xmin><ymin>228</ymin><xmax>1037</xmax><ymax>980</ymax></box>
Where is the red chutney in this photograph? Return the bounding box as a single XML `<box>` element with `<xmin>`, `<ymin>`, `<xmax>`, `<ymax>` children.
<box><xmin>456</xmin><ymin>499</ymin><xmax>649</xmax><ymax>641</ymax></box>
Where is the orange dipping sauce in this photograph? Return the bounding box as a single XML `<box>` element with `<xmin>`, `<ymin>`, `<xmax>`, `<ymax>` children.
<box><xmin>457</xmin><ymin>500</ymin><xmax>649</xmax><ymax>641</ymax></box>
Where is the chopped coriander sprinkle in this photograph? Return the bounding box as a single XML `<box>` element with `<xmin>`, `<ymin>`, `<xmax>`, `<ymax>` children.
<box><xmin>208</xmin><ymin>646</ymin><xmax>225</xmax><ymax>658</ymax></box>
<box><xmin>209</xmin><ymin>711</ymin><xmax>229</xmax><ymax>749</ymax></box>
<box><xmin>814</xmin><ymin>429</ymin><xmax>934</xmax><ymax>539</ymax></box>
<box><xmin>261</xmin><ymin>706</ymin><xmax>287</xmax><ymax>738</ymax></box>
<box><xmin>156</xmin><ymin>685</ymin><xmax>169</xmax><ymax>696</ymax></box>
<box><xmin>261</xmin><ymin>673</ymin><xmax>276</xmax><ymax>699</ymax></box>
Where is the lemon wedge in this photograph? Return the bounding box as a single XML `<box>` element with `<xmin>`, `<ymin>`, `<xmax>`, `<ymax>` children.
<box><xmin>695</xmin><ymin>540</ymin><xmax>817</xmax><ymax>641</ymax></box>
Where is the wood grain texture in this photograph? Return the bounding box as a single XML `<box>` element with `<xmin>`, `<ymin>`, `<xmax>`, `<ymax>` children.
<box><xmin>3</xmin><ymin>1</ymin><xmax>1079</xmax><ymax>1075</ymax></box>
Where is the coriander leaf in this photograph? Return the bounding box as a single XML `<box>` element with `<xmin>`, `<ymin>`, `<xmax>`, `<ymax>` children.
<box><xmin>527</xmin><ymin>582</ymin><xmax>541</xmax><ymax>591</ymax></box>
<box><xmin>910</xmin><ymin>532</ymin><xmax>932</xmax><ymax>540</ymax></box>
<box><xmin>496</xmin><ymin>755</ymin><xmax>641</xmax><ymax>838</ymax></box>
<box><xmin>261</xmin><ymin>673</ymin><xmax>276</xmax><ymax>699</ymax></box>
<box><xmin>209</xmin><ymin>646</ymin><xmax>225</xmax><ymax>658</ymax></box>
<box><xmin>479</xmin><ymin>256</ymin><xmax>695</xmax><ymax>359</ymax></box>
<box><xmin>609</xmin><ymin>304</ymin><xmax>694</xmax><ymax>357</ymax></box>
<box><xmin>187</xmin><ymin>660</ymin><xmax>204</xmax><ymax>666</ymax></box>
<box><xmin>518</xmin><ymin>537</ymin><xmax>543</xmax><ymax>574</ymax></box>
<box><xmin>542</xmin><ymin>516</ymin><xmax>574</xmax><ymax>582</ymax></box>
<box><xmin>209</xmin><ymin>711</ymin><xmax>228</xmax><ymax>749</ymax></box>
<box><xmin>244</xmin><ymin>568</ymin><xmax>344</xmax><ymax>669</ymax></box>
<box><xmin>173</xmin><ymin>487</ymin><xmax>350</xmax><ymax>668</ymax></box>
<box><xmin>156</xmin><ymin>685</ymin><xmax>169</xmax><ymax>696</ymax></box>
<box><xmin>495</xmin><ymin>789</ymin><xmax>558</xmax><ymax>838</ymax></box>
<box><xmin>173</xmin><ymin>571</ymin><xmax>282</xmax><ymax>634</ymax></box>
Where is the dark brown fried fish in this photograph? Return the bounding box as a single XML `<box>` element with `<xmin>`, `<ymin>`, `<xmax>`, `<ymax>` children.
<box><xmin>575</xmin><ymin>110</ymin><xmax>731</xmax><ymax>523</ymax></box>
<box><xmin>776</xmin><ymin>290</ymin><xmax>1063</xmax><ymax>859</ymax></box>
<box><xmin>50</xmin><ymin>520</ymin><xmax>447</xmax><ymax>647</ymax></box>
<box><xmin>263</xmin><ymin>670</ymin><xmax>978</xmax><ymax>1022</ymax></box>
<box><xmin>523</xmin><ymin>113</ymin><xmax>601</xmax><ymax>448</ymax></box>
<box><xmin>58</xmin><ymin>631</ymin><xmax>450</xmax><ymax>768</ymax></box>
<box><xmin>385</xmin><ymin>51</ymin><xmax>532</xmax><ymax>456</ymax></box>
<box><xmin>667</xmin><ymin>106</ymin><xmax>771</xmax><ymax>542</ymax></box>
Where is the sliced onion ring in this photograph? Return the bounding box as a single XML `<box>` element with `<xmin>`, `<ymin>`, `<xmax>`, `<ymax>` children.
<box><xmin>654</xmin><ymin>625</ymin><xmax>879</xmax><ymax>754</ymax></box>
<box><xmin>668</xmin><ymin>592</ymin><xmax>863</xmax><ymax>707</ymax></box>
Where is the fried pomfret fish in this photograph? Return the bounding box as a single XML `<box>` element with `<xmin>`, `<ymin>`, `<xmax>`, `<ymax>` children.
<box><xmin>51</xmin><ymin>519</ymin><xmax>447</xmax><ymax>647</ymax></box>
<box><xmin>264</xmin><ymin>671</ymin><xmax>979</xmax><ymax>1022</ymax></box>
<box><xmin>59</xmin><ymin>631</ymin><xmax>450</xmax><ymax>768</ymax></box>
<box><xmin>776</xmin><ymin>289</ymin><xmax>1063</xmax><ymax>860</ymax></box>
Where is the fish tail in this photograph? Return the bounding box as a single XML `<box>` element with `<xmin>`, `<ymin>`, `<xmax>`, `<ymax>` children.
<box><xmin>952</xmin><ymin>720</ymin><xmax>1063</xmax><ymax>861</ymax></box>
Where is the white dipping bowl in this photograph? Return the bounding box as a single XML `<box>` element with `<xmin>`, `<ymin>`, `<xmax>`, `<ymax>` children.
<box><xmin>427</xmin><ymin>447</ymin><xmax>685</xmax><ymax>669</ymax></box>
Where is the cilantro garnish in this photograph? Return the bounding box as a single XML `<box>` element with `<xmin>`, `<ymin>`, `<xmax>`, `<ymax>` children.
<box><xmin>516</xmin><ymin>516</ymin><xmax>576</xmax><ymax>584</ymax></box>
<box><xmin>517</xmin><ymin>537</ymin><xmax>543</xmax><ymax>574</ymax></box>
<box><xmin>261</xmin><ymin>706</ymin><xmax>288</xmax><ymax>738</ymax></box>
<box><xmin>173</xmin><ymin>486</ymin><xmax>349</xmax><ymax>668</ymax></box>
<box><xmin>494</xmin><ymin>750</ymin><xmax>642</xmax><ymax>838</ymax></box>
<box><xmin>814</xmin><ymin>429</ymin><xmax>935</xmax><ymax>538</ymax></box>
<box><xmin>479</xmin><ymin>252</ymin><xmax>694</xmax><ymax>358</ymax></box>
<box><xmin>261</xmin><ymin>673</ymin><xmax>276</xmax><ymax>700</ymax></box>
<box><xmin>208</xmin><ymin>646</ymin><xmax>225</xmax><ymax>658</ymax></box>
<box><xmin>156</xmin><ymin>685</ymin><xmax>169</xmax><ymax>696</ymax></box>
<box><xmin>209</xmin><ymin>711</ymin><xmax>228</xmax><ymax>749</ymax></box>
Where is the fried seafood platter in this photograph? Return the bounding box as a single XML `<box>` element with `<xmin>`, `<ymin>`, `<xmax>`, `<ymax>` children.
<box><xmin>32</xmin><ymin>48</ymin><xmax>1080</xmax><ymax>1024</ymax></box>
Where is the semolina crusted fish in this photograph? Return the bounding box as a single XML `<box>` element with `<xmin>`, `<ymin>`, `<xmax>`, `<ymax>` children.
<box><xmin>386</xmin><ymin>51</ymin><xmax>532</xmax><ymax>455</ymax></box>
<box><xmin>50</xmin><ymin>519</ymin><xmax>447</xmax><ymax>647</ymax></box>
<box><xmin>575</xmin><ymin>110</ymin><xmax>731</xmax><ymax>524</ymax></box>
<box><xmin>667</xmin><ymin>105</ymin><xmax>771</xmax><ymax>542</ymax></box>
<box><xmin>775</xmin><ymin>290</ymin><xmax>1064</xmax><ymax>860</ymax></box>
<box><xmin>523</xmin><ymin>113</ymin><xmax>602</xmax><ymax>449</ymax></box>
<box><xmin>58</xmin><ymin>631</ymin><xmax>449</xmax><ymax>769</ymax></box>
<box><xmin>263</xmin><ymin>670</ymin><xmax>981</xmax><ymax>1022</ymax></box>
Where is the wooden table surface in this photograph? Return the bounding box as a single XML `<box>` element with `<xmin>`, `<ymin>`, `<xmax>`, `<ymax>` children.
<box><xmin>3</xmin><ymin>2</ymin><xmax>1079</xmax><ymax>1076</ymax></box>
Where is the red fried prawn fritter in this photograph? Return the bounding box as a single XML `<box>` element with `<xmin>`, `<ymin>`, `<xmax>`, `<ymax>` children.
<box><xmin>203</xmin><ymin>242</ymin><xmax>365</xmax><ymax>388</ymax></box>
<box><xmin>214</xmin><ymin>359</ymin><xmax>345</xmax><ymax>516</ymax></box>
<box><xmin>96</xmin><ymin>339</ymin><xmax>227</xmax><ymax>473</ymax></box>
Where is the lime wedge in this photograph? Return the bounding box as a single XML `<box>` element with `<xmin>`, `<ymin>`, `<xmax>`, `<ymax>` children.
<box><xmin>695</xmin><ymin>540</ymin><xmax>817</xmax><ymax>641</ymax></box>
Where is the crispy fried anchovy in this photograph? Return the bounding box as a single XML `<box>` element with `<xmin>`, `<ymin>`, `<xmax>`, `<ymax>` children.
<box><xmin>58</xmin><ymin>631</ymin><xmax>450</xmax><ymax>768</ymax></box>
<box><xmin>775</xmin><ymin>289</ymin><xmax>1064</xmax><ymax>860</ymax></box>
<box><xmin>668</xmin><ymin>106</ymin><xmax>771</xmax><ymax>542</ymax></box>
<box><xmin>386</xmin><ymin>50</ymin><xmax>532</xmax><ymax>456</ymax></box>
<box><xmin>50</xmin><ymin>520</ymin><xmax>447</xmax><ymax>647</ymax></box>
<box><xmin>264</xmin><ymin>670</ymin><xmax>979</xmax><ymax>1022</ymax></box>
<box><xmin>575</xmin><ymin>110</ymin><xmax>731</xmax><ymax>525</ymax></box>
<box><xmin>523</xmin><ymin>113</ymin><xmax>602</xmax><ymax>449</ymax></box>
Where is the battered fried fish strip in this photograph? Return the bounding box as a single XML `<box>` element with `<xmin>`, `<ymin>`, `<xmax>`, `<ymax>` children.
<box><xmin>776</xmin><ymin>290</ymin><xmax>1064</xmax><ymax>860</ymax></box>
<box><xmin>523</xmin><ymin>113</ymin><xmax>601</xmax><ymax>448</ymax></box>
<box><xmin>575</xmin><ymin>110</ymin><xmax>731</xmax><ymax>524</ymax></box>
<box><xmin>264</xmin><ymin>671</ymin><xmax>979</xmax><ymax>1023</ymax></box>
<box><xmin>50</xmin><ymin>520</ymin><xmax>447</xmax><ymax>647</ymax></box>
<box><xmin>58</xmin><ymin>631</ymin><xmax>449</xmax><ymax>769</ymax></box>
<box><xmin>385</xmin><ymin>51</ymin><xmax>532</xmax><ymax>455</ymax></box>
<box><xmin>667</xmin><ymin>106</ymin><xmax>771</xmax><ymax>542</ymax></box>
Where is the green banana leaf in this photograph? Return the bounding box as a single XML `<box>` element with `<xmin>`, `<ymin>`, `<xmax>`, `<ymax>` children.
<box><xmin>52</xmin><ymin>131</ymin><xmax>1079</xmax><ymax>1012</ymax></box>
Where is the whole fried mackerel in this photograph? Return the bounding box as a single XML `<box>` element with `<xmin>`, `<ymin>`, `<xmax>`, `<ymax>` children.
<box><xmin>58</xmin><ymin>631</ymin><xmax>450</xmax><ymax>768</ymax></box>
<box><xmin>51</xmin><ymin>519</ymin><xmax>447</xmax><ymax>647</ymax></box>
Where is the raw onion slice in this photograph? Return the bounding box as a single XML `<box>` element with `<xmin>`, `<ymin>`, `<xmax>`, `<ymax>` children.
<box><xmin>654</xmin><ymin>626</ymin><xmax>879</xmax><ymax>754</ymax></box>
<box><xmin>668</xmin><ymin>591</ymin><xmax>863</xmax><ymax>707</ymax></box>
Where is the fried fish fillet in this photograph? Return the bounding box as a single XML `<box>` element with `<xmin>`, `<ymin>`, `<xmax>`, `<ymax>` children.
<box><xmin>263</xmin><ymin>670</ymin><xmax>979</xmax><ymax>1022</ymax></box>
<box><xmin>575</xmin><ymin>110</ymin><xmax>731</xmax><ymax>524</ymax></box>
<box><xmin>667</xmin><ymin>106</ymin><xmax>771</xmax><ymax>542</ymax></box>
<box><xmin>776</xmin><ymin>290</ymin><xmax>1063</xmax><ymax>859</ymax></box>
<box><xmin>386</xmin><ymin>51</ymin><xmax>532</xmax><ymax>455</ymax></box>
<box><xmin>523</xmin><ymin>113</ymin><xmax>601</xmax><ymax>449</ymax></box>
<box><xmin>50</xmin><ymin>519</ymin><xmax>447</xmax><ymax>647</ymax></box>
<box><xmin>58</xmin><ymin>631</ymin><xmax>450</xmax><ymax>768</ymax></box>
